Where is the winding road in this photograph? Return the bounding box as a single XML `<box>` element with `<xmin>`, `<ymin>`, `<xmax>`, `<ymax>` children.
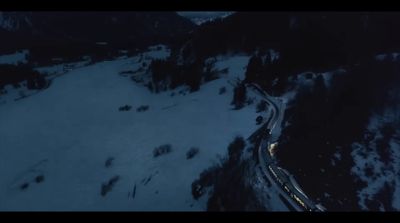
<box><xmin>248</xmin><ymin>83</ymin><xmax>326</xmax><ymax>212</ymax></box>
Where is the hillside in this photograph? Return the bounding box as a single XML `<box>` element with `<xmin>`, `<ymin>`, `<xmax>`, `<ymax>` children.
<box><xmin>0</xmin><ymin>46</ymin><xmax>266</xmax><ymax>210</ymax></box>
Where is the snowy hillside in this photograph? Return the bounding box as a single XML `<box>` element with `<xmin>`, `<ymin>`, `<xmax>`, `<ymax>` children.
<box><xmin>0</xmin><ymin>50</ymin><xmax>29</xmax><ymax>65</ymax></box>
<box><xmin>0</xmin><ymin>46</ymin><xmax>264</xmax><ymax>211</ymax></box>
<box><xmin>351</xmin><ymin>109</ymin><xmax>400</xmax><ymax>211</ymax></box>
<box><xmin>177</xmin><ymin>12</ymin><xmax>234</xmax><ymax>25</ymax></box>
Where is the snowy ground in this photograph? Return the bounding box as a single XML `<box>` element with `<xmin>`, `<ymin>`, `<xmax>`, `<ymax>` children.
<box><xmin>0</xmin><ymin>59</ymin><xmax>92</xmax><ymax>106</ymax></box>
<box><xmin>351</xmin><ymin>109</ymin><xmax>400</xmax><ymax>211</ymax></box>
<box><xmin>0</xmin><ymin>49</ymin><xmax>29</xmax><ymax>65</ymax></box>
<box><xmin>0</xmin><ymin>47</ymin><xmax>263</xmax><ymax>211</ymax></box>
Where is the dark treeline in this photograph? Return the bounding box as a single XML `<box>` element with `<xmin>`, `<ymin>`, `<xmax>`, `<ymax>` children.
<box><xmin>275</xmin><ymin>58</ymin><xmax>400</xmax><ymax>211</ymax></box>
<box><xmin>0</xmin><ymin>64</ymin><xmax>47</xmax><ymax>90</ymax></box>
<box><xmin>157</xmin><ymin>12</ymin><xmax>400</xmax><ymax>96</ymax></box>
<box><xmin>178</xmin><ymin>12</ymin><xmax>400</xmax><ymax>67</ymax></box>
<box><xmin>149</xmin><ymin>58</ymin><xmax>204</xmax><ymax>93</ymax></box>
<box><xmin>0</xmin><ymin>12</ymin><xmax>194</xmax><ymax>52</ymax></box>
<box><xmin>191</xmin><ymin>137</ymin><xmax>264</xmax><ymax>211</ymax></box>
<box><xmin>27</xmin><ymin>42</ymin><xmax>118</xmax><ymax>66</ymax></box>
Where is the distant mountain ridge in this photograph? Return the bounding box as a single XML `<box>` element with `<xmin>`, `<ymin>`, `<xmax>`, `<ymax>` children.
<box><xmin>174</xmin><ymin>12</ymin><xmax>400</xmax><ymax>70</ymax></box>
<box><xmin>0</xmin><ymin>12</ymin><xmax>195</xmax><ymax>53</ymax></box>
<box><xmin>177</xmin><ymin>12</ymin><xmax>234</xmax><ymax>25</ymax></box>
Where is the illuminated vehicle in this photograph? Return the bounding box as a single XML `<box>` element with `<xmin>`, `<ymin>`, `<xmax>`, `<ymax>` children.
<box><xmin>268</xmin><ymin>142</ymin><xmax>278</xmax><ymax>157</ymax></box>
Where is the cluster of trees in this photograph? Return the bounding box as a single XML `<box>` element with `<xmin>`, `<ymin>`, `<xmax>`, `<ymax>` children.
<box><xmin>100</xmin><ymin>175</ymin><xmax>120</xmax><ymax>197</ymax></box>
<box><xmin>231</xmin><ymin>82</ymin><xmax>247</xmax><ymax>110</ymax></box>
<box><xmin>118</xmin><ymin>105</ymin><xmax>132</xmax><ymax>111</ymax></box>
<box><xmin>191</xmin><ymin>136</ymin><xmax>264</xmax><ymax>211</ymax></box>
<box><xmin>0</xmin><ymin>12</ymin><xmax>195</xmax><ymax>65</ymax></box>
<box><xmin>27</xmin><ymin>42</ymin><xmax>121</xmax><ymax>66</ymax></box>
<box><xmin>245</xmin><ymin>51</ymin><xmax>302</xmax><ymax>98</ymax></box>
<box><xmin>172</xmin><ymin>12</ymin><xmax>400</xmax><ymax>101</ymax></box>
<box><xmin>243</xmin><ymin>47</ymin><xmax>341</xmax><ymax>96</ymax></box>
<box><xmin>256</xmin><ymin>100</ymin><xmax>268</xmax><ymax>113</ymax></box>
<box><xmin>186</xmin><ymin>147</ymin><xmax>200</xmax><ymax>160</ymax></box>
<box><xmin>0</xmin><ymin>64</ymin><xmax>47</xmax><ymax>90</ymax></box>
<box><xmin>179</xmin><ymin>12</ymin><xmax>400</xmax><ymax>72</ymax></box>
<box><xmin>243</xmin><ymin>52</ymin><xmax>284</xmax><ymax>91</ymax></box>
<box><xmin>149</xmin><ymin>59</ymin><xmax>203</xmax><ymax>93</ymax></box>
<box><xmin>136</xmin><ymin>105</ymin><xmax>149</xmax><ymax>112</ymax></box>
<box><xmin>153</xmin><ymin>144</ymin><xmax>172</xmax><ymax>158</ymax></box>
<box><xmin>26</xmin><ymin>73</ymin><xmax>47</xmax><ymax>90</ymax></box>
<box><xmin>152</xmin><ymin>13</ymin><xmax>400</xmax><ymax>96</ymax></box>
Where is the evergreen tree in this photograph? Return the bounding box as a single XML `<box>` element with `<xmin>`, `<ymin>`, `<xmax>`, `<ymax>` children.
<box><xmin>231</xmin><ymin>83</ymin><xmax>247</xmax><ymax>109</ymax></box>
<box><xmin>244</xmin><ymin>54</ymin><xmax>263</xmax><ymax>83</ymax></box>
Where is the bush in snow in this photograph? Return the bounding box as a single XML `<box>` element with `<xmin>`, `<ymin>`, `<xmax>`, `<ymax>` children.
<box><xmin>105</xmin><ymin>157</ymin><xmax>114</xmax><ymax>168</ymax></box>
<box><xmin>219</xmin><ymin>87</ymin><xmax>226</xmax><ymax>95</ymax></box>
<box><xmin>153</xmin><ymin>144</ymin><xmax>172</xmax><ymax>158</ymax></box>
<box><xmin>136</xmin><ymin>105</ymin><xmax>149</xmax><ymax>112</ymax></box>
<box><xmin>20</xmin><ymin>182</ymin><xmax>29</xmax><ymax>191</ymax></box>
<box><xmin>186</xmin><ymin>147</ymin><xmax>200</xmax><ymax>160</ymax></box>
<box><xmin>101</xmin><ymin>175</ymin><xmax>120</xmax><ymax>197</ymax></box>
<box><xmin>256</xmin><ymin>116</ymin><xmax>263</xmax><ymax>125</ymax></box>
<box><xmin>246</xmin><ymin>97</ymin><xmax>254</xmax><ymax>105</ymax></box>
<box><xmin>118</xmin><ymin>105</ymin><xmax>132</xmax><ymax>111</ymax></box>
<box><xmin>35</xmin><ymin>175</ymin><xmax>45</xmax><ymax>183</ymax></box>
<box><xmin>256</xmin><ymin>100</ymin><xmax>268</xmax><ymax>113</ymax></box>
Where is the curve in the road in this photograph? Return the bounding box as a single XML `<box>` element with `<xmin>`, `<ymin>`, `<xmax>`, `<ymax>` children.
<box><xmin>248</xmin><ymin>83</ymin><xmax>326</xmax><ymax>212</ymax></box>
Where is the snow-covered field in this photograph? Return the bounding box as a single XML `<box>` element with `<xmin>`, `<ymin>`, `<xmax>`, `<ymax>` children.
<box><xmin>0</xmin><ymin>49</ymin><xmax>29</xmax><ymax>65</ymax></box>
<box><xmin>0</xmin><ymin>47</ymin><xmax>263</xmax><ymax>211</ymax></box>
